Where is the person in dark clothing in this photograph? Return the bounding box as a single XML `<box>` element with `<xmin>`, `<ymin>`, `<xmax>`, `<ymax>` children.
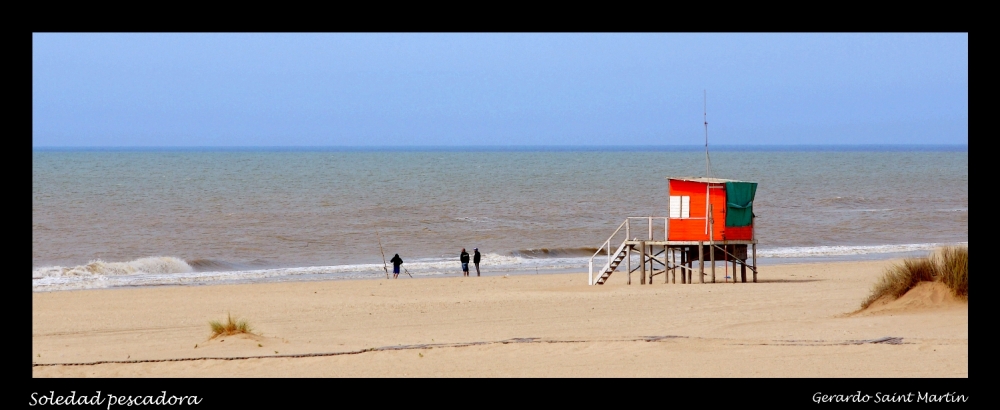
<box><xmin>460</xmin><ymin>248</ymin><xmax>470</xmax><ymax>277</ymax></box>
<box><xmin>390</xmin><ymin>253</ymin><xmax>403</xmax><ymax>279</ymax></box>
<box><xmin>473</xmin><ymin>248</ymin><xmax>481</xmax><ymax>277</ymax></box>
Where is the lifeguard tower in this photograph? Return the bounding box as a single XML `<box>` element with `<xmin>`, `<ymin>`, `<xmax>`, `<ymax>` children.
<box><xmin>588</xmin><ymin>94</ymin><xmax>759</xmax><ymax>285</ymax></box>
<box><xmin>587</xmin><ymin>177</ymin><xmax>758</xmax><ymax>285</ymax></box>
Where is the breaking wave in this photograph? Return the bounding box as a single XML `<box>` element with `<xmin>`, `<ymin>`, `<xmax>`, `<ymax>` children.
<box><xmin>31</xmin><ymin>252</ymin><xmax>588</xmax><ymax>292</ymax></box>
<box><xmin>186</xmin><ymin>258</ymin><xmax>238</xmax><ymax>270</ymax></box>
<box><xmin>511</xmin><ymin>247</ymin><xmax>600</xmax><ymax>258</ymax></box>
<box><xmin>757</xmin><ymin>242</ymin><xmax>968</xmax><ymax>258</ymax></box>
<box><xmin>32</xmin><ymin>257</ymin><xmax>193</xmax><ymax>279</ymax></box>
<box><xmin>31</xmin><ymin>242</ymin><xmax>968</xmax><ymax>292</ymax></box>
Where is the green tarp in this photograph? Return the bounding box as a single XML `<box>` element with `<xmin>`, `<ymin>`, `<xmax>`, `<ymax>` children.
<box><xmin>724</xmin><ymin>181</ymin><xmax>757</xmax><ymax>227</ymax></box>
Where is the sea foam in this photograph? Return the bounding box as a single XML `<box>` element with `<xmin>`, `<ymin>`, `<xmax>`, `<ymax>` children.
<box><xmin>31</xmin><ymin>242</ymin><xmax>968</xmax><ymax>292</ymax></box>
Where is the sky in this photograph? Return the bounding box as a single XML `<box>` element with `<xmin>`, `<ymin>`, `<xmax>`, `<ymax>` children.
<box><xmin>32</xmin><ymin>33</ymin><xmax>968</xmax><ymax>147</ymax></box>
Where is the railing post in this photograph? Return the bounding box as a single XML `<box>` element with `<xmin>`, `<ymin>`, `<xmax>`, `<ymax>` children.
<box><xmin>589</xmin><ymin>260</ymin><xmax>593</xmax><ymax>285</ymax></box>
<box><xmin>607</xmin><ymin>240</ymin><xmax>611</xmax><ymax>267</ymax></box>
<box><xmin>648</xmin><ymin>217</ymin><xmax>652</xmax><ymax>240</ymax></box>
<box><xmin>626</xmin><ymin>219</ymin><xmax>630</xmax><ymax>241</ymax></box>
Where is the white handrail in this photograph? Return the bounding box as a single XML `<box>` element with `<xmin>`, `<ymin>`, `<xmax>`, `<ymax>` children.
<box><xmin>589</xmin><ymin>216</ymin><xmax>672</xmax><ymax>285</ymax></box>
<box><xmin>591</xmin><ymin>240</ymin><xmax>631</xmax><ymax>285</ymax></box>
<box><xmin>590</xmin><ymin>219</ymin><xmax>629</xmax><ymax>259</ymax></box>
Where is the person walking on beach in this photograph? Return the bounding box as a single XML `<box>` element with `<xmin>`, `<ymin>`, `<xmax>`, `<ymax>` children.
<box><xmin>390</xmin><ymin>253</ymin><xmax>403</xmax><ymax>279</ymax></box>
<box><xmin>473</xmin><ymin>248</ymin><xmax>481</xmax><ymax>277</ymax></box>
<box><xmin>460</xmin><ymin>248</ymin><xmax>470</xmax><ymax>277</ymax></box>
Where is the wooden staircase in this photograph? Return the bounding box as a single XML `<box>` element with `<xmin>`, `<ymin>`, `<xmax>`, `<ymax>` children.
<box><xmin>588</xmin><ymin>217</ymin><xmax>670</xmax><ymax>285</ymax></box>
<box><xmin>593</xmin><ymin>241</ymin><xmax>629</xmax><ymax>285</ymax></box>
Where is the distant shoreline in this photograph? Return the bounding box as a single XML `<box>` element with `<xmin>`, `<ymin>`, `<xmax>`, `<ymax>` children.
<box><xmin>32</xmin><ymin>246</ymin><xmax>967</xmax><ymax>293</ymax></box>
<box><xmin>31</xmin><ymin>144</ymin><xmax>969</xmax><ymax>152</ymax></box>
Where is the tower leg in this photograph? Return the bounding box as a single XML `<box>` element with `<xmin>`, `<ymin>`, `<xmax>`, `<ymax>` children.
<box><xmin>698</xmin><ymin>242</ymin><xmax>704</xmax><ymax>284</ymax></box>
<box><xmin>664</xmin><ymin>245</ymin><xmax>669</xmax><ymax>284</ymax></box>
<box><xmin>672</xmin><ymin>248</ymin><xmax>677</xmax><ymax>284</ymax></box>
<box><xmin>639</xmin><ymin>241</ymin><xmax>646</xmax><ymax>285</ymax></box>
<box><xmin>681</xmin><ymin>247</ymin><xmax>687</xmax><ymax>284</ymax></box>
<box><xmin>627</xmin><ymin>245</ymin><xmax>631</xmax><ymax>285</ymax></box>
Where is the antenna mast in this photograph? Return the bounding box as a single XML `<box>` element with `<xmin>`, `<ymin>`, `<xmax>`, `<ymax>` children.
<box><xmin>704</xmin><ymin>90</ymin><xmax>713</xmax><ymax>178</ymax></box>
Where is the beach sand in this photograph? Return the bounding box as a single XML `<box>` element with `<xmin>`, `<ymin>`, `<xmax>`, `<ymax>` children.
<box><xmin>32</xmin><ymin>259</ymin><xmax>967</xmax><ymax>377</ymax></box>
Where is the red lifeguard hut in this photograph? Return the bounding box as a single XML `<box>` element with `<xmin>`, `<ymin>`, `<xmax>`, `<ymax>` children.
<box><xmin>667</xmin><ymin>177</ymin><xmax>756</xmax><ymax>242</ymax></box>
<box><xmin>588</xmin><ymin>94</ymin><xmax>759</xmax><ymax>285</ymax></box>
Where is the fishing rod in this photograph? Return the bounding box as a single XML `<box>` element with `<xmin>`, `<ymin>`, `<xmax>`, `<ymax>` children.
<box><xmin>376</xmin><ymin>227</ymin><xmax>411</xmax><ymax>278</ymax></box>
<box><xmin>375</xmin><ymin>228</ymin><xmax>389</xmax><ymax>279</ymax></box>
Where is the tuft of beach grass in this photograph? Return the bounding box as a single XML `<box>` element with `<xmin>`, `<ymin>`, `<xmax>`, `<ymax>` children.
<box><xmin>861</xmin><ymin>246</ymin><xmax>968</xmax><ymax>309</ymax></box>
<box><xmin>208</xmin><ymin>312</ymin><xmax>254</xmax><ymax>338</ymax></box>
<box><xmin>935</xmin><ymin>245</ymin><xmax>968</xmax><ymax>298</ymax></box>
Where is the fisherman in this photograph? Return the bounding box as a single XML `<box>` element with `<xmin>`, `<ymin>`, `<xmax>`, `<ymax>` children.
<box><xmin>473</xmin><ymin>248</ymin><xmax>481</xmax><ymax>277</ymax></box>
<box><xmin>390</xmin><ymin>253</ymin><xmax>403</xmax><ymax>279</ymax></box>
<box><xmin>460</xmin><ymin>248</ymin><xmax>470</xmax><ymax>277</ymax></box>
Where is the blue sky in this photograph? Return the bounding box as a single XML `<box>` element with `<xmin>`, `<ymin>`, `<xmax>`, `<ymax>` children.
<box><xmin>32</xmin><ymin>33</ymin><xmax>968</xmax><ymax>147</ymax></box>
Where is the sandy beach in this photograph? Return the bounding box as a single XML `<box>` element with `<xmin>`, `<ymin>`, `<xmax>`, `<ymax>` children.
<box><xmin>32</xmin><ymin>259</ymin><xmax>967</xmax><ymax>377</ymax></box>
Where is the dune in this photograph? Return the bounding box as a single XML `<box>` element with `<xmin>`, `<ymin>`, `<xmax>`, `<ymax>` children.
<box><xmin>854</xmin><ymin>281</ymin><xmax>967</xmax><ymax>316</ymax></box>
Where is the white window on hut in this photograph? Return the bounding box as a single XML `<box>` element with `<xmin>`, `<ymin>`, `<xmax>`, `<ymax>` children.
<box><xmin>669</xmin><ymin>195</ymin><xmax>690</xmax><ymax>219</ymax></box>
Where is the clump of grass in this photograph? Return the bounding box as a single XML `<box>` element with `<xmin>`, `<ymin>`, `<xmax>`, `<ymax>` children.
<box><xmin>936</xmin><ymin>246</ymin><xmax>968</xmax><ymax>298</ymax></box>
<box><xmin>861</xmin><ymin>246</ymin><xmax>968</xmax><ymax>309</ymax></box>
<box><xmin>209</xmin><ymin>313</ymin><xmax>254</xmax><ymax>338</ymax></box>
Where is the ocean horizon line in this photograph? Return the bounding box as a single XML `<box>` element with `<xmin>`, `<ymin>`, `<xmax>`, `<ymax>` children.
<box><xmin>32</xmin><ymin>144</ymin><xmax>968</xmax><ymax>152</ymax></box>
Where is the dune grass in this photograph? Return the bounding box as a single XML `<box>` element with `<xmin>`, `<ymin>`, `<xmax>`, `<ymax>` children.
<box><xmin>936</xmin><ymin>245</ymin><xmax>968</xmax><ymax>298</ymax></box>
<box><xmin>209</xmin><ymin>313</ymin><xmax>254</xmax><ymax>338</ymax></box>
<box><xmin>861</xmin><ymin>246</ymin><xmax>968</xmax><ymax>309</ymax></box>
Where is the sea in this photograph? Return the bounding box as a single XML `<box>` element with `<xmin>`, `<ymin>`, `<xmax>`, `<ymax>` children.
<box><xmin>32</xmin><ymin>146</ymin><xmax>968</xmax><ymax>292</ymax></box>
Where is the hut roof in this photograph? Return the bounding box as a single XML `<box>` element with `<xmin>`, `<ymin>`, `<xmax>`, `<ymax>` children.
<box><xmin>666</xmin><ymin>176</ymin><xmax>754</xmax><ymax>184</ymax></box>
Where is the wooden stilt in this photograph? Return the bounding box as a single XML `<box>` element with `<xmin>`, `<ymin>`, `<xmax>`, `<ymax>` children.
<box><xmin>687</xmin><ymin>248</ymin><xmax>693</xmax><ymax>284</ymax></box>
<box><xmin>752</xmin><ymin>243</ymin><xmax>757</xmax><ymax>283</ymax></box>
<box><xmin>651</xmin><ymin>244</ymin><xmax>657</xmax><ymax>285</ymax></box>
<box><xmin>736</xmin><ymin>259</ymin><xmax>740</xmax><ymax>283</ymax></box>
<box><xmin>731</xmin><ymin>260</ymin><xmax>736</xmax><ymax>284</ymax></box>
<box><xmin>681</xmin><ymin>247</ymin><xmax>687</xmax><ymax>284</ymax></box>
<box><xmin>648</xmin><ymin>244</ymin><xmax>654</xmax><ymax>285</ymax></box>
<box><xmin>639</xmin><ymin>241</ymin><xmax>646</xmax><ymax>285</ymax></box>
<box><xmin>626</xmin><ymin>222</ymin><xmax>631</xmax><ymax>286</ymax></box>
<box><xmin>673</xmin><ymin>248</ymin><xmax>678</xmax><ymax>284</ymax></box>
<box><xmin>741</xmin><ymin>259</ymin><xmax>747</xmax><ymax>283</ymax></box>
<box><xmin>671</xmin><ymin>248</ymin><xmax>676</xmax><ymax>284</ymax></box>
<box><xmin>698</xmin><ymin>242</ymin><xmax>704</xmax><ymax>284</ymax></box>
<box><xmin>664</xmin><ymin>245</ymin><xmax>669</xmax><ymax>284</ymax></box>
<box><xmin>626</xmin><ymin>244</ymin><xmax>631</xmax><ymax>285</ymax></box>
<box><xmin>650</xmin><ymin>244</ymin><xmax>656</xmax><ymax>285</ymax></box>
<box><xmin>645</xmin><ymin>243</ymin><xmax>650</xmax><ymax>285</ymax></box>
<box><xmin>729</xmin><ymin>259</ymin><xmax>734</xmax><ymax>284</ymax></box>
<box><xmin>645</xmin><ymin>243</ymin><xmax>651</xmax><ymax>285</ymax></box>
<box><xmin>710</xmin><ymin>243</ymin><xmax>716</xmax><ymax>283</ymax></box>
<box><xmin>728</xmin><ymin>246</ymin><xmax>733</xmax><ymax>283</ymax></box>
<box><xmin>649</xmin><ymin>245</ymin><xmax>666</xmax><ymax>285</ymax></box>
<box><xmin>666</xmin><ymin>247</ymin><xmax>671</xmax><ymax>284</ymax></box>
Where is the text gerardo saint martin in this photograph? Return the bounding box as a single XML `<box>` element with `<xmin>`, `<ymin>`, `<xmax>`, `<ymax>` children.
<box><xmin>813</xmin><ymin>391</ymin><xmax>967</xmax><ymax>403</ymax></box>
